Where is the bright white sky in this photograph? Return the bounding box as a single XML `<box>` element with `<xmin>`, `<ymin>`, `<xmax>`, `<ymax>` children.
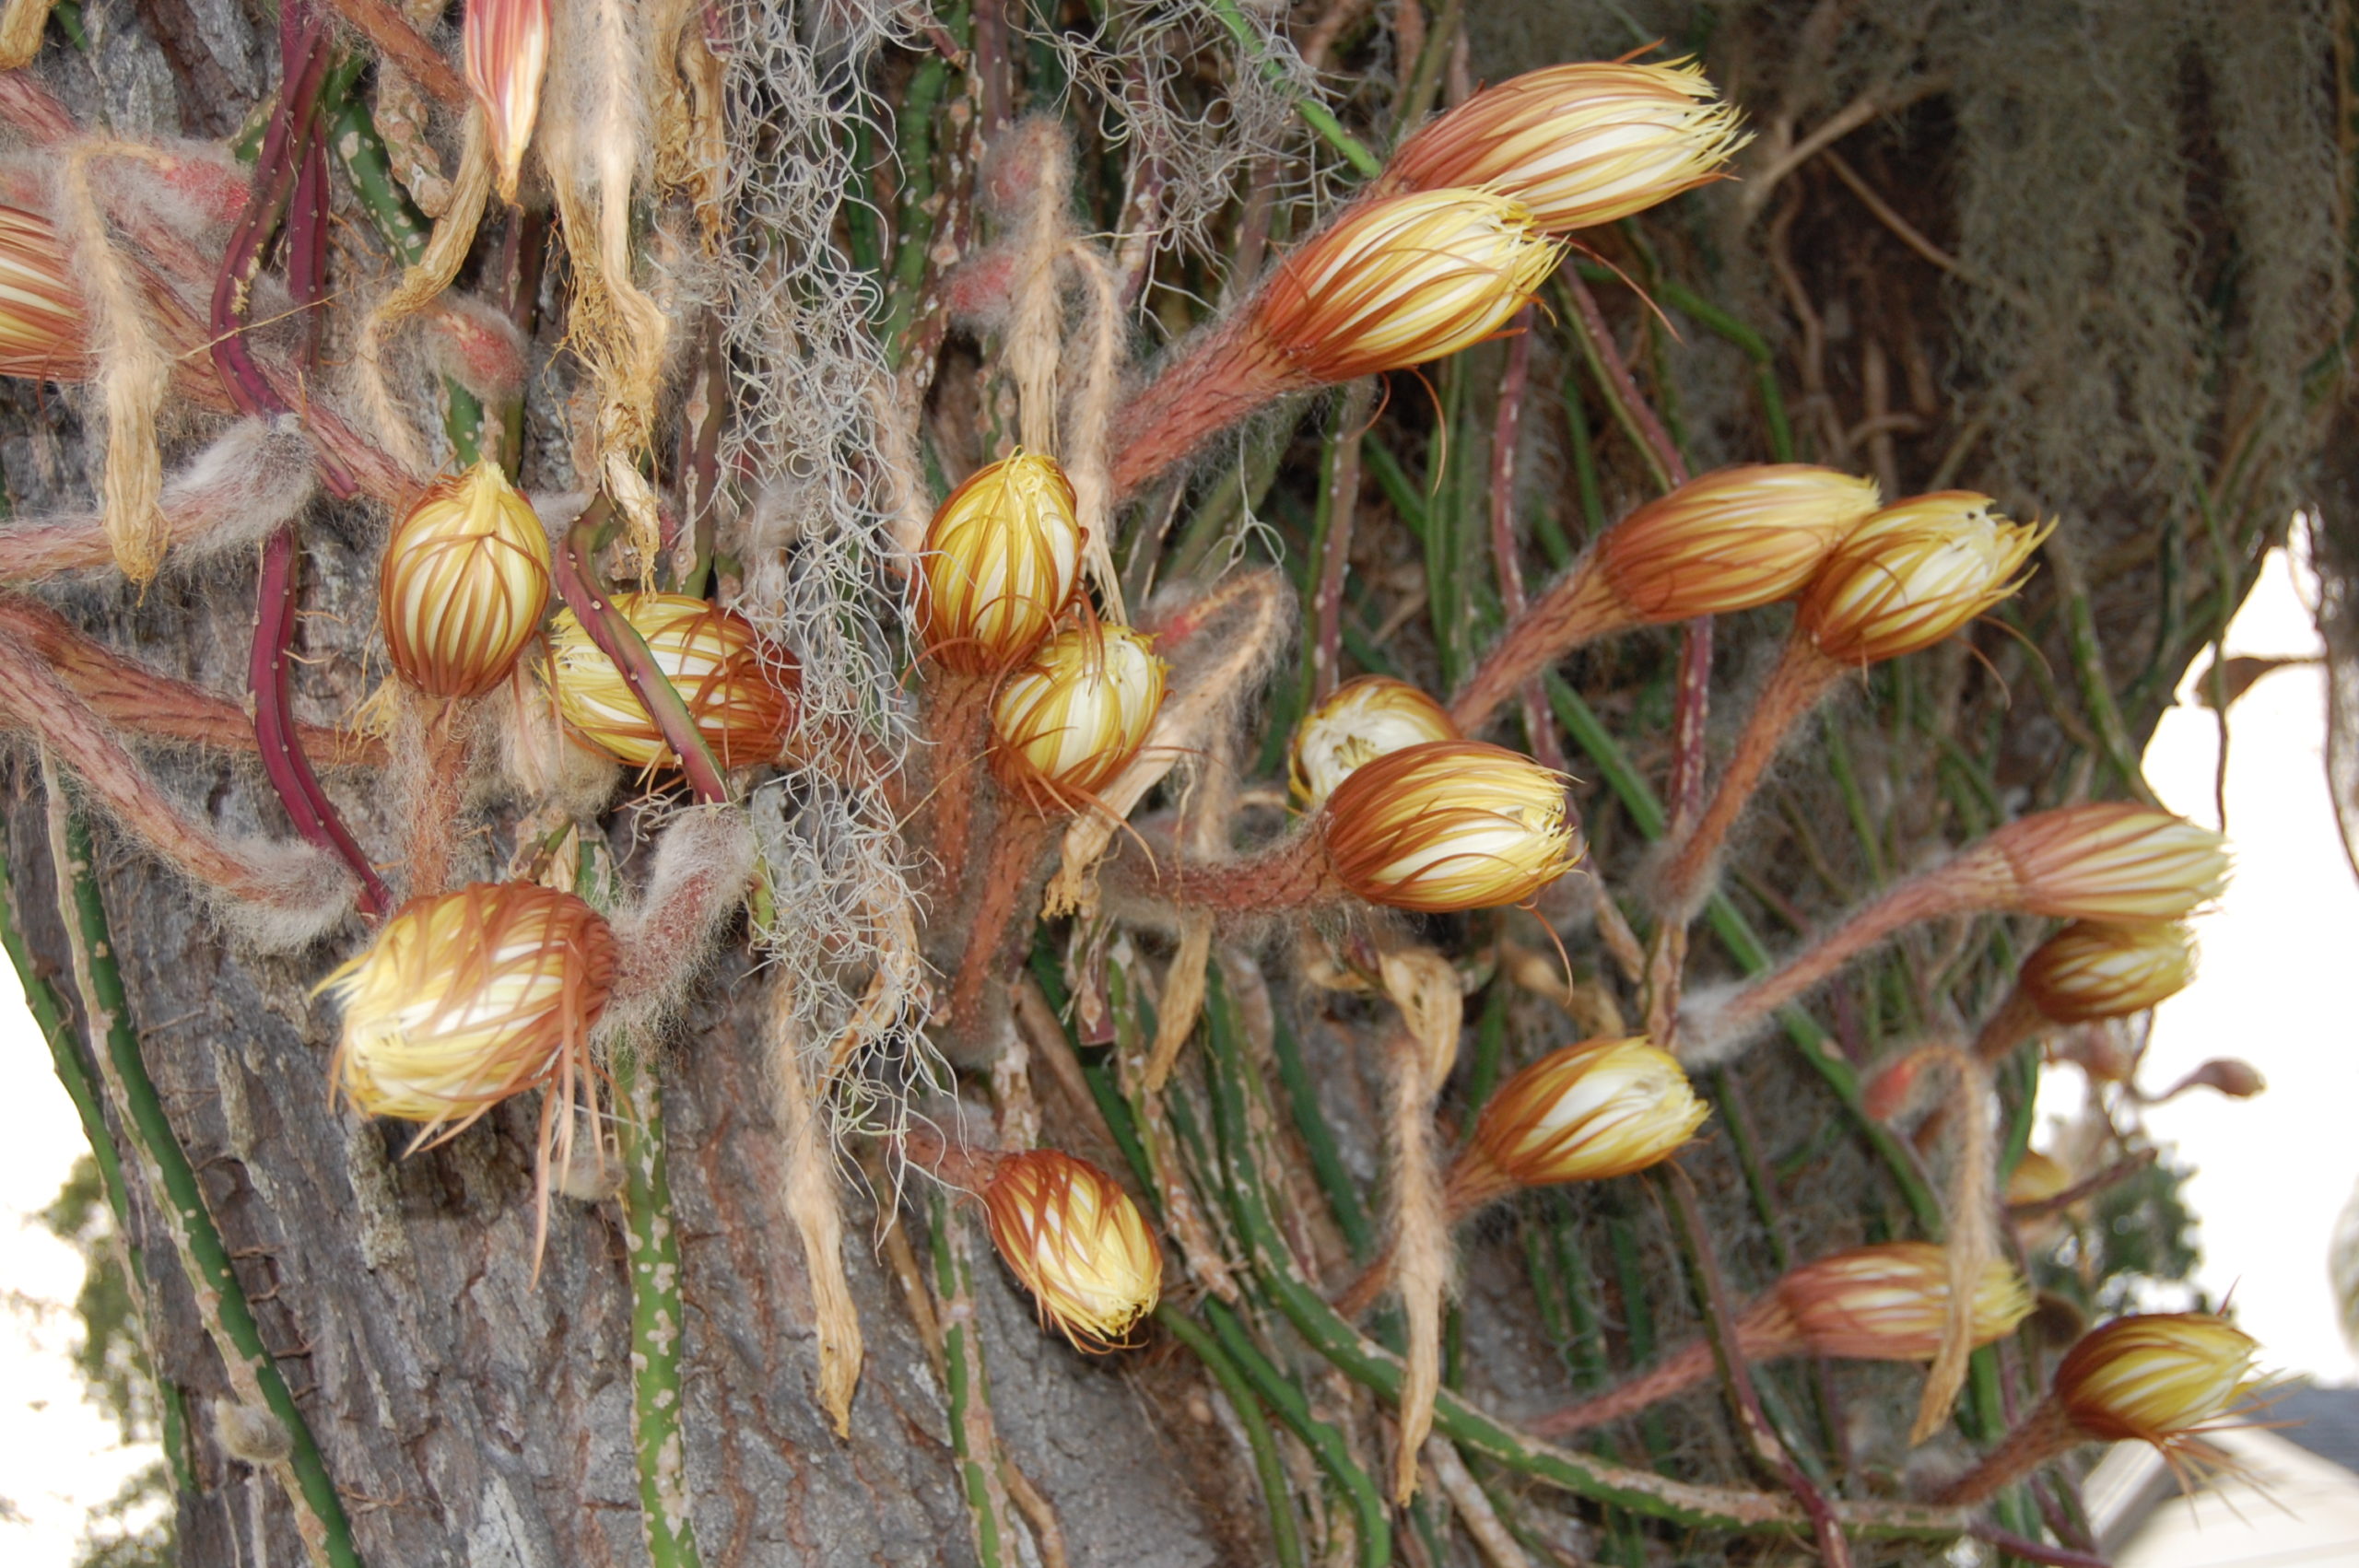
<box><xmin>0</xmin><ymin>544</ymin><xmax>2353</xmax><ymax>1562</ymax></box>
<box><xmin>2128</xmin><ymin>535</ymin><xmax>2358</xmax><ymax>1381</ymax></box>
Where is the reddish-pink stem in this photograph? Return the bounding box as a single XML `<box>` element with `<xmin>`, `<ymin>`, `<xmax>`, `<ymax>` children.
<box><xmin>1485</xmin><ymin>312</ymin><xmax>1567</xmax><ymax>771</ymax></box>
<box><xmin>1311</xmin><ymin>380</ymin><xmax>1373</xmax><ymax>703</ymax></box>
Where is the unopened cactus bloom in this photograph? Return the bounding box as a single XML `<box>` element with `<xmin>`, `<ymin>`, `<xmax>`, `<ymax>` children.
<box><xmin>321</xmin><ymin>882</ymin><xmax>616</xmax><ymax>1136</ymax></box>
<box><xmin>464</xmin><ymin>0</ymin><xmax>553</xmax><ymax>205</ymax></box>
<box><xmin>1597</xmin><ymin>464</ymin><xmax>1883</xmax><ymax>621</ymax></box>
<box><xmin>380</xmin><ymin>460</ymin><xmax>551</xmax><ymax>699</ymax></box>
<box><xmin>0</xmin><ymin>204</ymin><xmax>87</xmax><ymax>380</ymax></box>
<box><xmin>991</xmin><ymin>623</ymin><xmax>1167</xmax><ymax>802</ymax></box>
<box><xmin>1252</xmin><ymin>189</ymin><xmax>1562</xmax><ymax>382</ymax></box>
<box><xmin>2054</xmin><ymin>1312</ymin><xmax>2257</xmax><ymax>1444</ymax></box>
<box><xmin>1799</xmin><ymin>492</ymin><xmax>2048</xmax><ymax>665</ymax></box>
<box><xmin>1381</xmin><ymin>60</ymin><xmax>1749</xmax><ymax>233</ymax></box>
<box><xmin>921</xmin><ymin>451</ymin><xmax>1085</xmax><ymax>675</ymax></box>
<box><xmin>1290</xmin><ymin>674</ymin><xmax>1459</xmax><ymax>809</ymax></box>
<box><xmin>1991</xmin><ymin>803</ymin><xmax>2229</xmax><ymax>921</ymax></box>
<box><xmin>981</xmin><ymin>1149</ymin><xmax>1163</xmax><ymax>1351</ymax></box>
<box><xmin>1773</xmin><ymin>1242</ymin><xmax>2033</xmax><ymax>1361</ymax></box>
<box><xmin>1451</xmin><ymin>1036</ymin><xmax>1708</xmax><ymax>1208</ymax></box>
<box><xmin>2019</xmin><ymin>919</ymin><xmax>2196</xmax><ymax>1023</ymax></box>
<box><xmin>546</xmin><ymin>592</ymin><xmax>795</xmax><ymax>769</ymax></box>
<box><xmin>1321</xmin><ymin>740</ymin><xmax>1581</xmax><ymax>912</ymax></box>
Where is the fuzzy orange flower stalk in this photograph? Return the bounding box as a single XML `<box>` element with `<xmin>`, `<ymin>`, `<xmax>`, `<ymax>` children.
<box><xmin>1153</xmin><ymin>739</ymin><xmax>1583</xmax><ymax>916</ymax></box>
<box><xmin>1974</xmin><ymin>919</ymin><xmax>2196</xmax><ymax>1062</ymax></box>
<box><xmin>464</xmin><ymin>0</ymin><xmax>552</xmax><ymax>205</ymax></box>
<box><xmin>1290</xmin><ymin>673</ymin><xmax>1459</xmax><ymax>809</ymax></box>
<box><xmin>1109</xmin><ymin>190</ymin><xmax>1560</xmax><ymax>497</ymax></box>
<box><xmin>320</xmin><ymin>881</ymin><xmax>618</xmax><ymax>1269</ymax></box>
<box><xmin>980</xmin><ymin>1148</ymin><xmax>1165</xmax><ymax>1352</ymax></box>
<box><xmin>1653</xmin><ymin>493</ymin><xmax>2048</xmax><ymax>919</ymax></box>
<box><xmin>948</xmin><ymin>623</ymin><xmax>1168</xmax><ymax>1033</ymax></box>
<box><xmin>1451</xmin><ymin>464</ymin><xmax>1881</xmax><ymax>730</ymax></box>
<box><xmin>1940</xmin><ymin>1312</ymin><xmax>2259</xmax><ymax>1505</ymax></box>
<box><xmin>546</xmin><ymin>591</ymin><xmax>796</xmax><ymax>770</ymax></box>
<box><xmin>1684</xmin><ymin>802</ymin><xmax>2226</xmax><ymax>1063</ymax></box>
<box><xmin>0</xmin><ymin>201</ymin><xmax>88</xmax><ymax>380</ymax></box>
<box><xmin>1532</xmin><ymin>1242</ymin><xmax>2033</xmax><ymax>1435</ymax></box>
<box><xmin>1336</xmin><ymin>1036</ymin><xmax>1708</xmax><ymax>1318</ymax></box>
<box><xmin>1379</xmin><ymin>60</ymin><xmax>1749</xmax><ymax>234</ymax></box>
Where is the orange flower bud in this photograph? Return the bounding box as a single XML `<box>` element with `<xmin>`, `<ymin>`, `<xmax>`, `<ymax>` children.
<box><xmin>2053</xmin><ymin>1312</ymin><xmax>2257</xmax><ymax>1444</ymax></box>
<box><xmin>1321</xmin><ymin>740</ymin><xmax>1581</xmax><ymax>912</ymax></box>
<box><xmin>920</xmin><ymin>451</ymin><xmax>1085</xmax><ymax>675</ymax></box>
<box><xmin>981</xmin><ymin>1149</ymin><xmax>1163</xmax><ymax>1351</ymax></box>
<box><xmin>1596</xmin><ymin>463</ymin><xmax>1882</xmax><ymax>621</ymax></box>
<box><xmin>1992</xmin><ymin>803</ymin><xmax>2229</xmax><ymax>922</ymax></box>
<box><xmin>464</xmin><ymin>0</ymin><xmax>553</xmax><ymax>205</ymax></box>
<box><xmin>546</xmin><ymin>592</ymin><xmax>795</xmax><ymax>770</ymax></box>
<box><xmin>1382</xmin><ymin>60</ymin><xmax>1749</xmax><ymax>233</ymax></box>
<box><xmin>0</xmin><ymin>203</ymin><xmax>88</xmax><ymax>381</ymax></box>
<box><xmin>1774</xmin><ymin>1242</ymin><xmax>2033</xmax><ymax>1361</ymax></box>
<box><xmin>990</xmin><ymin>623</ymin><xmax>1167</xmax><ymax>802</ymax></box>
<box><xmin>1798</xmin><ymin>492</ymin><xmax>2048</xmax><ymax>664</ymax></box>
<box><xmin>2019</xmin><ymin>919</ymin><xmax>2195</xmax><ymax>1023</ymax></box>
<box><xmin>321</xmin><ymin>882</ymin><xmax>616</xmax><ymax>1136</ymax></box>
<box><xmin>1289</xmin><ymin>674</ymin><xmax>1459</xmax><ymax>809</ymax></box>
<box><xmin>380</xmin><ymin>460</ymin><xmax>551</xmax><ymax>699</ymax></box>
<box><xmin>1456</xmin><ymin>1036</ymin><xmax>1707</xmax><ymax>1206</ymax></box>
<box><xmin>1253</xmin><ymin>190</ymin><xmax>1562</xmax><ymax>383</ymax></box>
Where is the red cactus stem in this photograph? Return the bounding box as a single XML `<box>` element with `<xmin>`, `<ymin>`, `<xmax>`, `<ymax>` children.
<box><xmin>321</xmin><ymin>0</ymin><xmax>470</xmax><ymax>106</ymax></box>
<box><xmin>1108</xmin><ymin>316</ymin><xmax>1298</xmax><ymax>499</ymax></box>
<box><xmin>551</xmin><ymin>498</ymin><xmax>733</xmax><ymax>805</ymax></box>
<box><xmin>1311</xmin><ymin>380</ymin><xmax>1374</xmax><ymax>704</ymax></box>
<box><xmin>253</xmin><ymin>526</ymin><xmax>392</xmax><ymax>916</ymax></box>
<box><xmin>1483</xmin><ymin>313</ymin><xmax>1571</xmax><ymax>774</ymax></box>
<box><xmin>1656</xmin><ymin>638</ymin><xmax>1846</xmax><ymax>919</ymax></box>
<box><xmin>1449</xmin><ymin>561</ymin><xmax>1630</xmax><ymax>731</ymax></box>
<box><xmin>1669</xmin><ymin>617</ymin><xmax>1714</xmax><ymax>824</ymax></box>
<box><xmin>1144</xmin><ymin>829</ymin><xmax>1344</xmax><ymax>916</ymax></box>
<box><xmin>946</xmin><ymin>810</ymin><xmax>1054</xmax><ymax>1034</ymax></box>
<box><xmin>0</xmin><ymin>628</ymin><xmax>349</xmax><ymax>909</ymax></box>
<box><xmin>288</xmin><ymin>130</ymin><xmax>330</xmax><ymax>369</ymax></box>
<box><xmin>1937</xmin><ymin>1399</ymin><xmax>2081</xmax><ymax>1507</ymax></box>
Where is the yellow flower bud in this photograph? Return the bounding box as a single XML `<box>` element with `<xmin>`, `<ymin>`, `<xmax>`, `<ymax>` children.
<box><xmin>321</xmin><ymin>882</ymin><xmax>616</xmax><ymax>1136</ymax></box>
<box><xmin>2054</xmin><ymin>1312</ymin><xmax>2257</xmax><ymax>1444</ymax></box>
<box><xmin>1289</xmin><ymin>674</ymin><xmax>1459</xmax><ymax>809</ymax></box>
<box><xmin>1321</xmin><ymin>740</ymin><xmax>1581</xmax><ymax>912</ymax></box>
<box><xmin>2005</xmin><ymin>1150</ymin><xmax>2074</xmax><ymax>1210</ymax></box>
<box><xmin>379</xmin><ymin>460</ymin><xmax>551</xmax><ymax>699</ymax></box>
<box><xmin>1382</xmin><ymin>60</ymin><xmax>1749</xmax><ymax>233</ymax></box>
<box><xmin>990</xmin><ymin>623</ymin><xmax>1167</xmax><ymax>802</ymax></box>
<box><xmin>1992</xmin><ymin>803</ymin><xmax>2229</xmax><ymax>922</ymax></box>
<box><xmin>921</xmin><ymin>451</ymin><xmax>1085</xmax><ymax>675</ymax></box>
<box><xmin>1798</xmin><ymin>492</ymin><xmax>2048</xmax><ymax>665</ymax></box>
<box><xmin>1455</xmin><ymin>1036</ymin><xmax>1708</xmax><ymax>1206</ymax></box>
<box><xmin>0</xmin><ymin>203</ymin><xmax>87</xmax><ymax>381</ymax></box>
<box><xmin>545</xmin><ymin>592</ymin><xmax>795</xmax><ymax>770</ymax></box>
<box><xmin>1254</xmin><ymin>190</ymin><xmax>1563</xmax><ymax>383</ymax></box>
<box><xmin>1596</xmin><ymin>464</ymin><xmax>1882</xmax><ymax>621</ymax></box>
<box><xmin>981</xmin><ymin>1149</ymin><xmax>1163</xmax><ymax>1352</ymax></box>
<box><xmin>1774</xmin><ymin>1243</ymin><xmax>2033</xmax><ymax>1362</ymax></box>
<box><xmin>464</xmin><ymin>0</ymin><xmax>553</xmax><ymax>206</ymax></box>
<box><xmin>2019</xmin><ymin>919</ymin><xmax>2196</xmax><ymax>1023</ymax></box>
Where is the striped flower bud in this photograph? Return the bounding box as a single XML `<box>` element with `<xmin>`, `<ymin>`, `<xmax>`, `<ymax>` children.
<box><xmin>1381</xmin><ymin>60</ymin><xmax>1749</xmax><ymax>233</ymax></box>
<box><xmin>2019</xmin><ymin>919</ymin><xmax>2196</xmax><ymax>1023</ymax></box>
<box><xmin>1321</xmin><ymin>740</ymin><xmax>1581</xmax><ymax>912</ymax></box>
<box><xmin>1596</xmin><ymin>464</ymin><xmax>1882</xmax><ymax>621</ymax></box>
<box><xmin>1253</xmin><ymin>190</ymin><xmax>1562</xmax><ymax>383</ymax></box>
<box><xmin>2054</xmin><ymin>1313</ymin><xmax>2257</xmax><ymax>1445</ymax></box>
<box><xmin>1290</xmin><ymin>674</ymin><xmax>1459</xmax><ymax>809</ymax></box>
<box><xmin>0</xmin><ymin>203</ymin><xmax>88</xmax><ymax>381</ymax></box>
<box><xmin>1452</xmin><ymin>1036</ymin><xmax>1708</xmax><ymax>1209</ymax></box>
<box><xmin>546</xmin><ymin>592</ymin><xmax>795</xmax><ymax>770</ymax></box>
<box><xmin>981</xmin><ymin>1149</ymin><xmax>1163</xmax><ymax>1352</ymax></box>
<box><xmin>464</xmin><ymin>0</ymin><xmax>553</xmax><ymax>205</ymax></box>
<box><xmin>321</xmin><ymin>882</ymin><xmax>616</xmax><ymax>1136</ymax></box>
<box><xmin>921</xmin><ymin>451</ymin><xmax>1085</xmax><ymax>675</ymax></box>
<box><xmin>1775</xmin><ymin>1243</ymin><xmax>2033</xmax><ymax>1361</ymax></box>
<box><xmin>1799</xmin><ymin>492</ymin><xmax>2048</xmax><ymax>665</ymax></box>
<box><xmin>991</xmin><ymin>623</ymin><xmax>1167</xmax><ymax>802</ymax></box>
<box><xmin>380</xmin><ymin>460</ymin><xmax>551</xmax><ymax>698</ymax></box>
<box><xmin>1992</xmin><ymin>804</ymin><xmax>2230</xmax><ymax>922</ymax></box>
